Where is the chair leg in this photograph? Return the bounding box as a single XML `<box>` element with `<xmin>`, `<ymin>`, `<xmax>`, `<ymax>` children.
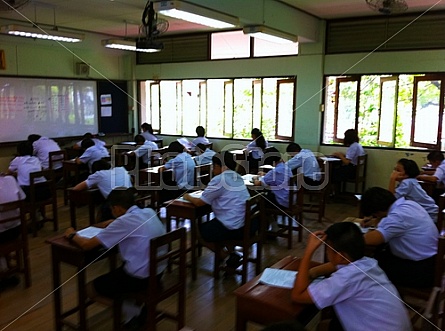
<box><xmin>213</xmin><ymin>244</ymin><xmax>222</xmax><ymax>279</ymax></box>
<box><xmin>113</xmin><ymin>299</ymin><xmax>122</xmax><ymax>331</ymax></box>
<box><xmin>255</xmin><ymin>242</ymin><xmax>262</xmax><ymax>276</ymax></box>
<box><xmin>298</xmin><ymin>213</ymin><xmax>303</xmax><ymax>243</ymax></box>
<box><xmin>286</xmin><ymin>217</ymin><xmax>292</xmax><ymax>250</ymax></box>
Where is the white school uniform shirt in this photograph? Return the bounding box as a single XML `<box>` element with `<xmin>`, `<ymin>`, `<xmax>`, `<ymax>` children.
<box><xmin>246</xmin><ymin>139</ymin><xmax>269</xmax><ymax>160</ymax></box>
<box><xmin>345</xmin><ymin>142</ymin><xmax>365</xmax><ymax>166</ymax></box>
<box><xmin>377</xmin><ymin>197</ymin><xmax>438</xmax><ymax>261</ymax></box>
<box><xmin>79</xmin><ymin>145</ymin><xmax>110</xmax><ymax>172</ymax></box>
<box><xmin>200</xmin><ymin>169</ymin><xmax>250</xmax><ymax>230</ymax></box>
<box><xmin>194</xmin><ymin>148</ymin><xmax>216</xmax><ymax>166</ymax></box>
<box><xmin>75</xmin><ymin>138</ymin><xmax>106</xmax><ymax>148</ymax></box>
<box><xmin>308</xmin><ymin>257</ymin><xmax>411</xmax><ymax>331</ymax></box>
<box><xmin>0</xmin><ymin>176</ymin><xmax>26</xmax><ymax>233</ymax></box>
<box><xmin>395</xmin><ymin>178</ymin><xmax>438</xmax><ymax>223</ymax></box>
<box><xmin>96</xmin><ymin>206</ymin><xmax>167</xmax><ymax>278</ymax></box>
<box><xmin>32</xmin><ymin>137</ymin><xmax>62</xmax><ymax>169</ymax></box>
<box><xmin>134</xmin><ymin>140</ymin><xmax>158</xmax><ymax>165</ymax></box>
<box><xmin>85</xmin><ymin>167</ymin><xmax>132</xmax><ymax>198</ymax></box>
<box><xmin>260</xmin><ymin>162</ymin><xmax>292</xmax><ymax>208</ymax></box>
<box><xmin>141</xmin><ymin>132</ymin><xmax>158</xmax><ymax>142</ymax></box>
<box><xmin>433</xmin><ymin>159</ymin><xmax>445</xmax><ymax>185</ymax></box>
<box><xmin>9</xmin><ymin>156</ymin><xmax>45</xmax><ymax>186</ymax></box>
<box><xmin>287</xmin><ymin>149</ymin><xmax>321</xmax><ymax>181</ymax></box>
<box><xmin>164</xmin><ymin>152</ymin><xmax>195</xmax><ymax>189</ymax></box>
<box><xmin>191</xmin><ymin>136</ymin><xmax>210</xmax><ymax>150</ymax></box>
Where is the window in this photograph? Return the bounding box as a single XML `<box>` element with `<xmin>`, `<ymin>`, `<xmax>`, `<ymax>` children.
<box><xmin>140</xmin><ymin>77</ymin><xmax>296</xmax><ymax>141</ymax></box>
<box><xmin>323</xmin><ymin>74</ymin><xmax>445</xmax><ymax>150</ymax></box>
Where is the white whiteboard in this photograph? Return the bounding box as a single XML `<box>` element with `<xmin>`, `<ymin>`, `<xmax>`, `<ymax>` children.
<box><xmin>0</xmin><ymin>77</ymin><xmax>98</xmax><ymax>143</ymax></box>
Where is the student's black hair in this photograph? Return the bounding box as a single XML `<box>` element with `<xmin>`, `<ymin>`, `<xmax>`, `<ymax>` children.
<box><xmin>196</xmin><ymin>143</ymin><xmax>206</xmax><ymax>153</ymax></box>
<box><xmin>251</xmin><ymin>128</ymin><xmax>266</xmax><ymax>150</ymax></box>
<box><xmin>261</xmin><ymin>320</ymin><xmax>306</xmax><ymax>331</ymax></box>
<box><xmin>81</xmin><ymin>138</ymin><xmax>95</xmax><ymax>149</ymax></box>
<box><xmin>91</xmin><ymin>159</ymin><xmax>111</xmax><ymax>173</ymax></box>
<box><xmin>263</xmin><ymin>147</ymin><xmax>281</xmax><ymax>165</ymax></box>
<box><xmin>343</xmin><ymin>129</ymin><xmax>359</xmax><ymax>146</ymax></box>
<box><xmin>325</xmin><ymin>222</ymin><xmax>365</xmax><ymax>262</ymax></box>
<box><xmin>286</xmin><ymin>142</ymin><xmax>302</xmax><ymax>153</ymax></box>
<box><xmin>397</xmin><ymin>158</ymin><xmax>420</xmax><ymax>178</ymax></box>
<box><xmin>134</xmin><ymin>134</ymin><xmax>145</xmax><ymax>144</ymax></box>
<box><xmin>27</xmin><ymin>134</ymin><xmax>41</xmax><ymax>143</ymax></box>
<box><xmin>83</xmin><ymin>132</ymin><xmax>93</xmax><ymax>139</ymax></box>
<box><xmin>141</xmin><ymin>123</ymin><xmax>154</xmax><ymax>134</ymax></box>
<box><xmin>360</xmin><ymin>187</ymin><xmax>396</xmax><ymax>217</ymax></box>
<box><xmin>196</xmin><ymin>126</ymin><xmax>205</xmax><ymax>137</ymax></box>
<box><xmin>212</xmin><ymin>152</ymin><xmax>237</xmax><ymax>171</ymax></box>
<box><xmin>107</xmin><ymin>187</ymin><xmax>135</xmax><ymax>209</ymax></box>
<box><xmin>427</xmin><ymin>150</ymin><xmax>444</xmax><ymax>163</ymax></box>
<box><xmin>17</xmin><ymin>141</ymin><xmax>33</xmax><ymax>156</ymax></box>
<box><xmin>168</xmin><ymin>141</ymin><xmax>184</xmax><ymax>154</ymax></box>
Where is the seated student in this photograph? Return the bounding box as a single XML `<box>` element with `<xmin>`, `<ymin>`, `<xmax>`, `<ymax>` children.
<box><xmin>245</xmin><ymin>128</ymin><xmax>268</xmax><ymax>173</ymax></box>
<box><xmin>286</xmin><ymin>143</ymin><xmax>321</xmax><ymax>185</ymax></box>
<box><xmin>389</xmin><ymin>158</ymin><xmax>438</xmax><ymax>223</ymax></box>
<box><xmin>140</xmin><ymin>123</ymin><xmax>158</xmax><ymax>142</ymax></box>
<box><xmin>73</xmin><ymin>132</ymin><xmax>106</xmax><ymax>150</ymax></box>
<box><xmin>291</xmin><ymin>222</ymin><xmax>411</xmax><ymax>331</ymax></box>
<box><xmin>159</xmin><ymin>141</ymin><xmax>195</xmax><ymax>202</ymax></box>
<box><xmin>183</xmin><ymin>152</ymin><xmax>250</xmax><ymax>268</ymax></box>
<box><xmin>28</xmin><ymin>134</ymin><xmax>62</xmax><ymax>170</ymax></box>
<box><xmin>361</xmin><ymin>187</ymin><xmax>438</xmax><ymax>288</ymax></box>
<box><xmin>331</xmin><ymin>128</ymin><xmax>365</xmax><ymax>186</ymax></box>
<box><xmin>127</xmin><ymin>134</ymin><xmax>158</xmax><ymax>169</ymax></box>
<box><xmin>0</xmin><ymin>175</ymin><xmax>26</xmax><ymax>290</ymax></box>
<box><xmin>64</xmin><ymin>188</ymin><xmax>166</xmax><ymax>327</ymax></box>
<box><xmin>72</xmin><ymin>160</ymin><xmax>133</xmax><ymax>222</ymax></box>
<box><xmin>191</xmin><ymin>126</ymin><xmax>210</xmax><ymax>150</ymax></box>
<box><xmin>7</xmin><ymin>141</ymin><xmax>48</xmax><ymax>201</ymax></box>
<box><xmin>194</xmin><ymin>143</ymin><xmax>216</xmax><ymax>166</ymax></box>
<box><xmin>417</xmin><ymin>150</ymin><xmax>445</xmax><ymax>200</ymax></box>
<box><xmin>75</xmin><ymin>138</ymin><xmax>110</xmax><ymax>173</ymax></box>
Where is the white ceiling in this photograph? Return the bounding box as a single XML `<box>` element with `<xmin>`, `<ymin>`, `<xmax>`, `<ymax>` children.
<box><xmin>0</xmin><ymin>0</ymin><xmax>444</xmax><ymax>38</ymax></box>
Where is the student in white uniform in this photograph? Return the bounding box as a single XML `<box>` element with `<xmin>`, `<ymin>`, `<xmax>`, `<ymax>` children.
<box><xmin>28</xmin><ymin>134</ymin><xmax>62</xmax><ymax>170</ymax></box>
<box><xmin>128</xmin><ymin>134</ymin><xmax>158</xmax><ymax>169</ymax></box>
<box><xmin>73</xmin><ymin>132</ymin><xmax>106</xmax><ymax>149</ymax></box>
<box><xmin>140</xmin><ymin>123</ymin><xmax>158</xmax><ymax>142</ymax></box>
<box><xmin>191</xmin><ymin>126</ymin><xmax>210</xmax><ymax>151</ymax></box>
<box><xmin>76</xmin><ymin>138</ymin><xmax>110</xmax><ymax>173</ymax></box>
<box><xmin>245</xmin><ymin>128</ymin><xmax>268</xmax><ymax>173</ymax></box>
<box><xmin>194</xmin><ymin>143</ymin><xmax>216</xmax><ymax>166</ymax></box>
<box><xmin>64</xmin><ymin>188</ymin><xmax>166</xmax><ymax>327</ymax></box>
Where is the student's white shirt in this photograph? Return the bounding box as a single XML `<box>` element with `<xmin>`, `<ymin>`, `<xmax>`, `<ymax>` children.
<box><xmin>32</xmin><ymin>137</ymin><xmax>62</xmax><ymax>169</ymax></box>
<box><xmin>85</xmin><ymin>167</ymin><xmax>132</xmax><ymax>198</ymax></box>
<box><xmin>8</xmin><ymin>156</ymin><xmax>45</xmax><ymax>186</ymax></box>
<box><xmin>134</xmin><ymin>140</ymin><xmax>158</xmax><ymax>165</ymax></box>
<box><xmin>141</xmin><ymin>132</ymin><xmax>158</xmax><ymax>142</ymax></box>
<box><xmin>75</xmin><ymin>138</ymin><xmax>106</xmax><ymax>148</ymax></box>
<box><xmin>0</xmin><ymin>176</ymin><xmax>26</xmax><ymax>233</ymax></box>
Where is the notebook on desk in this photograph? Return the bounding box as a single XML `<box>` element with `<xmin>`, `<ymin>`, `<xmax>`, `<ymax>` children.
<box><xmin>176</xmin><ymin>190</ymin><xmax>203</xmax><ymax>203</ymax></box>
<box><xmin>77</xmin><ymin>226</ymin><xmax>103</xmax><ymax>239</ymax></box>
<box><xmin>259</xmin><ymin>268</ymin><xmax>325</xmax><ymax>289</ymax></box>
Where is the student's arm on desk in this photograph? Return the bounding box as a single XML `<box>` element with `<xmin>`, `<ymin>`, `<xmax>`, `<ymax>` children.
<box><xmin>291</xmin><ymin>230</ymin><xmax>327</xmax><ymax>304</ymax></box>
<box><xmin>72</xmin><ymin>181</ymin><xmax>88</xmax><ymax>191</ymax></box>
<box><xmin>417</xmin><ymin>174</ymin><xmax>438</xmax><ymax>183</ymax></box>
<box><xmin>75</xmin><ymin>157</ymin><xmax>83</xmax><ymax>165</ymax></box>
<box><xmin>183</xmin><ymin>193</ymin><xmax>206</xmax><ymax>207</ymax></box>
<box><xmin>364</xmin><ymin>229</ymin><xmax>385</xmax><ymax>246</ymax></box>
<box><xmin>65</xmin><ymin>227</ymin><xmax>102</xmax><ymax>250</ymax></box>
<box><xmin>332</xmin><ymin>152</ymin><xmax>350</xmax><ymax>165</ymax></box>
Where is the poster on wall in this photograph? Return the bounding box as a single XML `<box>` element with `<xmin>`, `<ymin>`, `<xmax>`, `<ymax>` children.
<box><xmin>100</xmin><ymin>94</ymin><xmax>112</xmax><ymax>105</ymax></box>
<box><xmin>101</xmin><ymin>106</ymin><xmax>112</xmax><ymax>117</ymax></box>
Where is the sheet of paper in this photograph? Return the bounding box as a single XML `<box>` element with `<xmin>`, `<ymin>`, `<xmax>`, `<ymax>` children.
<box><xmin>175</xmin><ymin>191</ymin><xmax>203</xmax><ymax>203</ymax></box>
<box><xmin>259</xmin><ymin>268</ymin><xmax>298</xmax><ymax>289</ymax></box>
<box><xmin>77</xmin><ymin>226</ymin><xmax>103</xmax><ymax>239</ymax></box>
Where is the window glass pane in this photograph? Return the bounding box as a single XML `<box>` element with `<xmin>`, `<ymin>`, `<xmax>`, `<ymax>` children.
<box><xmin>252</xmin><ymin>80</ymin><xmax>262</xmax><ymax>129</ymax></box>
<box><xmin>253</xmin><ymin>39</ymin><xmax>298</xmax><ymax>57</ymax></box>
<box><xmin>160</xmin><ymin>81</ymin><xmax>179</xmax><ymax>135</ymax></box>
<box><xmin>413</xmin><ymin>79</ymin><xmax>441</xmax><ymax>145</ymax></box>
<box><xmin>233</xmin><ymin>79</ymin><xmax>253</xmax><ymax>139</ymax></box>
<box><xmin>358</xmin><ymin>75</ymin><xmax>379</xmax><ymax>146</ymax></box>
<box><xmin>224</xmin><ymin>81</ymin><xmax>233</xmax><ymax>136</ymax></box>
<box><xmin>277</xmin><ymin>80</ymin><xmax>294</xmax><ymax>138</ymax></box>
<box><xmin>211</xmin><ymin>31</ymin><xmax>250</xmax><ymax>60</ymax></box>
<box><xmin>140</xmin><ymin>81</ymin><xmax>148</xmax><ymax>125</ymax></box>
<box><xmin>395</xmin><ymin>75</ymin><xmax>414</xmax><ymax>148</ymax></box>
<box><xmin>322</xmin><ymin>77</ymin><xmax>336</xmax><ymax>144</ymax></box>
<box><xmin>182</xmin><ymin>80</ymin><xmax>201</xmax><ymax>136</ymax></box>
<box><xmin>199</xmin><ymin>82</ymin><xmax>207</xmax><ymax>129</ymax></box>
<box><xmin>261</xmin><ymin>78</ymin><xmax>278</xmax><ymax>141</ymax></box>
<box><xmin>206</xmin><ymin>79</ymin><xmax>225</xmax><ymax>137</ymax></box>
<box><xmin>336</xmin><ymin>80</ymin><xmax>358</xmax><ymax>140</ymax></box>
<box><xmin>150</xmin><ymin>83</ymin><xmax>160</xmax><ymax>132</ymax></box>
<box><xmin>378</xmin><ymin>79</ymin><xmax>397</xmax><ymax>145</ymax></box>
<box><xmin>176</xmin><ymin>82</ymin><xmax>182</xmax><ymax>135</ymax></box>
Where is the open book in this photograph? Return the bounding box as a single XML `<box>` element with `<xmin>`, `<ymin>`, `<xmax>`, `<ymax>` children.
<box><xmin>176</xmin><ymin>190</ymin><xmax>203</xmax><ymax>203</ymax></box>
<box><xmin>259</xmin><ymin>268</ymin><xmax>325</xmax><ymax>289</ymax></box>
<box><xmin>76</xmin><ymin>226</ymin><xmax>103</xmax><ymax>239</ymax></box>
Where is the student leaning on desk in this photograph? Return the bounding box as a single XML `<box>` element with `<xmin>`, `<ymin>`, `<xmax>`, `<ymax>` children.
<box><xmin>64</xmin><ymin>188</ymin><xmax>166</xmax><ymax>328</ymax></box>
<box><xmin>291</xmin><ymin>222</ymin><xmax>411</xmax><ymax>331</ymax></box>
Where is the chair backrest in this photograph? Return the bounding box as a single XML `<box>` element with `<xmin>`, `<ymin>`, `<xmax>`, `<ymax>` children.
<box><xmin>203</xmin><ymin>143</ymin><xmax>213</xmax><ymax>151</ymax></box>
<box><xmin>433</xmin><ymin>236</ymin><xmax>445</xmax><ymax>288</ymax></box>
<box><xmin>148</xmin><ymin>227</ymin><xmax>187</xmax><ymax>329</ymax></box>
<box><xmin>0</xmin><ymin>199</ymin><xmax>25</xmax><ymax>228</ymax></box>
<box><xmin>242</xmin><ymin>193</ymin><xmax>266</xmax><ymax>241</ymax></box>
<box><xmin>29</xmin><ymin>169</ymin><xmax>56</xmax><ymax>204</ymax></box>
<box><xmin>354</xmin><ymin>154</ymin><xmax>368</xmax><ymax>183</ymax></box>
<box><xmin>194</xmin><ymin>163</ymin><xmax>212</xmax><ymax>188</ymax></box>
<box><xmin>437</xmin><ymin>193</ymin><xmax>445</xmax><ymax>234</ymax></box>
<box><xmin>288</xmin><ymin>173</ymin><xmax>304</xmax><ymax>212</ymax></box>
<box><xmin>48</xmin><ymin>150</ymin><xmax>67</xmax><ymax>170</ymax></box>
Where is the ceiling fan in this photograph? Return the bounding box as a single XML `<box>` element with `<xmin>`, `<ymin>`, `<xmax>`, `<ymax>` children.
<box><xmin>0</xmin><ymin>0</ymin><xmax>30</xmax><ymax>11</ymax></box>
<box><xmin>136</xmin><ymin>0</ymin><xmax>168</xmax><ymax>51</ymax></box>
<box><xmin>365</xmin><ymin>0</ymin><xmax>408</xmax><ymax>15</ymax></box>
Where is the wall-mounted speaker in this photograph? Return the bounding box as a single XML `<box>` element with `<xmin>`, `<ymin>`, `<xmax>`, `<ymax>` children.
<box><xmin>75</xmin><ymin>62</ymin><xmax>90</xmax><ymax>76</ymax></box>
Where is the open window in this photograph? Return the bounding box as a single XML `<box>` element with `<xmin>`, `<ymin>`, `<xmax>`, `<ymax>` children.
<box><xmin>333</xmin><ymin>76</ymin><xmax>360</xmax><ymax>143</ymax></box>
<box><xmin>276</xmin><ymin>79</ymin><xmax>296</xmax><ymax>140</ymax></box>
<box><xmin>377</xmin><ymin>76</ymin><xmax>398</xmax><ymax>147</ymax></box>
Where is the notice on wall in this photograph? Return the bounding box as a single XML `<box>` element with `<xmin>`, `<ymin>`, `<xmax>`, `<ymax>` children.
<box><xmin>100</xmin><ymin>94</ymin><xmax>112</xmax><ymax>105</ymax></box>
<box><xmin>101</xmin><ymin>106</ymin><xmax>112</xmax><ymax>117</ymax></box>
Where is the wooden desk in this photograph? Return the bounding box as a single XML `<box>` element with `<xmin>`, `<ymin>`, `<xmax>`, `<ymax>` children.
<box><xmin>164</xmin><ymin>199</ymin><xmax>212</xmax><ymax>280</ymax></box>
<box><xmin>68</xmin><ymin>188</ymin><xmax>104</xmax><ymax>228</ymax></box>
<box><xmin>234</xmin><ymin>256</ymin><xmax>318</xmax><ymax>331</ymax></box>
<box><xmin>63</xmin><ymin>160</ymin><xmax>89</xmax><ymax>205</ymax></box>
<box><xmin>46</xmin><ymin>235</ymin><xmax>117</xmax><ymax>331</ymax></box>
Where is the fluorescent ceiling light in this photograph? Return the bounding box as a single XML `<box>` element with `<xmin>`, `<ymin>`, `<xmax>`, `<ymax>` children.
<box><xmin>154</xmin><ymin>0</ymin><xmax>238</xmax><ymax>29</ymax></box>
<box><xmin>0</xmin><ymin>24</ymin><xmax>84</xmax><ymax>43</ymax></box>
<box><xmin>243</xmin><ymin>25</ymin><xmax>297</xmax><ymax>44</ymax></box>
<box><xmin>102</xmin><ymin>39</ymin><xmax>163</xmax><ymax>53</ymax></box>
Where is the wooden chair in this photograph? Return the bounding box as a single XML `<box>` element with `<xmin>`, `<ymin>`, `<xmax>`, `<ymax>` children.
<box><xmin>0</xmin><ymin>199</ymin><xmax>31</xmax><ymax>287</ymax></box>
<box><xmin>414</xmin><ymin>286</ymin><xmax>444</xmax><ymax>331</ymax></box>
<box><xmin>341</xmin><ymin>154</ymin><xmax>368</xmax><ymax>194</ymax></box>
<box><xmin>436</xmin><ymin>193</ymin><xmax>445</xmax><ymax>234</ymax></box>
<box><xmin>150</xmin><ymin>146</ymin><xmax>169</xmax><ymax>167</ymax></box>
<box><xmin>398</xmin><ymin>236</ymin><xmax>445</xmax><ymax>329</ymax></box>
<box><xmin>98</xmin><ymin>227</ymin><xmax>187</xmax><ymax>331</ymax></box>
<box><xmin>265</xmin><ymin>173</ymin><xmax>305</xmax><ymax>249</ymax></box>
<box><xmin>25</xmin><ymin>169</ymin><xmax>58</xmax><ymax>237</ymax></box>
<box><xmin>213</xmin><ymin>193</ymin><xmax>266</xmax><ymax>284</ymax></box>
<box><xmin>193</xmin><ymin>163</ymin><xmax>212</xmax><ymax>189</ymax></box>
<box><xmin>49</xmin><ymin>150</ymin><xmax>67</xmax><ymax>202</ymax></box>
<box><xmin>303</xmin><ymin>158</ymin><xmax>329</xmax><ymax>223</ymax></box>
